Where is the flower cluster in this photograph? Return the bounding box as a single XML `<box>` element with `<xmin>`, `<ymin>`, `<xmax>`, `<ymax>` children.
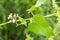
<box><xmin>8</xmin><ymin>13</ymin><xmax>16</xmax><ymax>23</ymax></box>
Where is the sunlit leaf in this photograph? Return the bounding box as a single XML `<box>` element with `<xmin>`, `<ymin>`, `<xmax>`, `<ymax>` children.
<box><xmin>35</xmin><ymin>0</ymin><xmax>46</xmax><ymax>7</ymax></box>
<box><xmin>25</xmin><ymin>14</ymin><xmax>54</xmax><ymax>36</ymax></box>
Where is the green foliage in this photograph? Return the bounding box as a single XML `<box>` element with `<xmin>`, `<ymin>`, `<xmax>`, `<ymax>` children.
<box><xmin>0</xmin><ymin>0</ymin><xmax>60</xmax><ymax>40</ymax></box>
<box><xmin>25</xmin><ymin>14</ymin><xmax>54</xmax><ymax>36</ymax></box>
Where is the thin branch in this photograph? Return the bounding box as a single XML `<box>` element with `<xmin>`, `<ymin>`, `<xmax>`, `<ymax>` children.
<box><xmin>31</xmin><ymin>12</ymin><xmax>34</xmax><ymax>16</ymax></box>
<box><xmin>44</xmin><ymin>13</ymin><xmax>55</xmax><ymax>17</ymax></box>
<box><xmin>0</xmin><ymin>21</ymin><xmax>11</xmax><ymax>26</ymax></box>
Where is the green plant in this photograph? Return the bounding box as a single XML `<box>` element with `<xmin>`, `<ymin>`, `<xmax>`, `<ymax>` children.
<box><xmin>0</xmin><ymin>0</ymin><xmax>60</xmax><ymax>40</ymax></box>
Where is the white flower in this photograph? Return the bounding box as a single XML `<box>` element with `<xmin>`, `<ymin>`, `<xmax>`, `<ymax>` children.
<box><xmin>13</xmin><ymin>13</ymin><xmax>16</xmax><ymax>17</ymax></box>
<box><xmin>12</xmin><ymin>14</ymin><xmax>16</xmax><ymax>23</ymax></box>
<box><xmin>8</xmin><ymin>13</ymin><xmax>16</xmax><ymax>23</ymax></box>
<box><xmin>8</xmin><ymin>13</ymin><xmax>12</xmax><ymax>19</ymax></box>
<box><xmin>12</xmin><ymin>19</ymin><xmax>16</xmax><ymax>23</ymax></box>
<box><xmin>8</xmin><ymin>19</ymin><xmax>16</xmax><ymax>23</ymax></box>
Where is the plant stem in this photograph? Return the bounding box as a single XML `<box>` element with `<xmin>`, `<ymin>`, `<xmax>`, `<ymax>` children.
<box><xmin>44</xmin><ymin>13</ymin><xmax>55</xmax><ymax>17</ymax></box>
<box><xmin>0</xmin><ymin>21</ymin><xmax>10</xmax><ymax>26</ymax></box>
<box><xmin>31</xmin><ymin>12</ymin><xmax>34</xmax><ymax>16</ymax></box>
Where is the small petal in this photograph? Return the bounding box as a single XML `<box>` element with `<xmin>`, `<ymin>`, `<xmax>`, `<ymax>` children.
<box><xmin>8</xmin><ymin>13</ymin><xmax>13</xmax><ymax>19</ymax></box>
<box><xmin>12</xmin><ymin>19</ymin><xmax>15</xmax><ymax>23</ymax></box>
<box><xmin>13</xmin><ymin>14</ymin><xmax>16</xmax><ymax>17</ymax></box>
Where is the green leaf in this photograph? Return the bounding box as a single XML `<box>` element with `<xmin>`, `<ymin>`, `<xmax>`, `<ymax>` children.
<box><xmin>25</xmin><ymin>14</ymin><xmax>54</xmax><ymax>36</ymax></box>
<box><xmin>35</xmin><ymin>0</ymin><xmax>46</xmax><ymax>7</ymax></box>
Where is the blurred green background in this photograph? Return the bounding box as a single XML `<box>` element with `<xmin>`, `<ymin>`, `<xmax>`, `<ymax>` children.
<box><xmin>0</xmin><ymin>0</ymin><xmax>60</xmax><ymax>40</ymax></box>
